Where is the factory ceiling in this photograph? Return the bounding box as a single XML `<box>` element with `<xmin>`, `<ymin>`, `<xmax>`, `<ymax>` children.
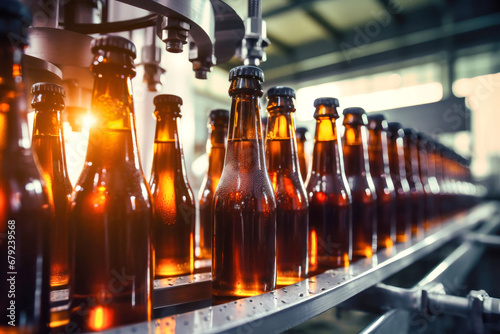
<box><xmin>222</xmin><ymin>0</ymin><xmax>500</xmax><ymax>86</ymax></box>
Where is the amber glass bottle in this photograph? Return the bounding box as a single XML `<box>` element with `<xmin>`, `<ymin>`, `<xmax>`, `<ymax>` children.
<box><xmin>69</xmin><ymin>36</ymin><xmax>153</xmax><ymax>331</ymax></box>
<box><xmin>150</xmin><ymin>94</ymin><xmax>196</xmax><ymax>277</ymax></box>
<box><xmin>386</xmin><ymin>122</ymin><xmax>411</xmax><ymax>243</ymax></box>
<box><xmin>306</xmin><ymin>98</ymin><xmax>351</xmax><ymax>272</ymax></box>
<box><xmin>434</xmin><ymin>142</ymin><xmax>447</xmax><ymax>217</ymax></box>
<box><xmin>424</xmin><ymin>138</ymin><xmax>441</xmax><ymax>224</ymax></box>
<box><xmin>416</xmin><ymin>132</ymin><xmax>435</xmax><ymax>231</ymax></box>
<box><xmin>402</xmin><ymin>128</ymin><xmax>424</xmax><ymax>237</ymax></box>
<box><xmin>198</xmin><ymin>109</ymin><xmax>229</xmax><ymax>264</ymax></box>
<box><xmin>31</xmin><ymin>83</ymin><xmax>72</xmax><ymax>288</ymax></box>
<box><xmin>342</xmin><ymin>107</ymin><xmax>376</xmax><ymax>259</ymax></box>
<box><xmin>265</xmin><ymin>86</ymin><xmax>308</xmax><ymax>286</ymax></box>
<box><xmin>296</xmin><ymin>127</ymin><xmax>309</xmax><ymax>182</ymax></box>
<box><xmin>212</xmin><ymin>65</ymin><xmax>276</xmax><ymax>300</ymax></box>
<box><xmin>0</xmin><ymin>2</ymin><xmax>51</xmax><ymax>332</ymax></box>
<box><xmin>367</xmin><ymin>114</ymin><xmax>395</xmax><ymax>249</ymax></box>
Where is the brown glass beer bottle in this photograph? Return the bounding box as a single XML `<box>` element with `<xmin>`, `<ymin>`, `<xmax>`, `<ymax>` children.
<box><xmin>296</xmin><ymin>127</ymin><xmax>309</xmax><ymax>182</ymax></box>
<box><xmin>416</xmin><ymin>132</ymin><xmax>436</xmax><ymax>231</ymax></box>
<box><xmin>342</xmin><ymin>107</ymin><xmax>376</xmax><ymax>259</ymax></box>
<box><xmin>386</xmin><ymin>122</ymin><xmax>411</xmax><ymax>243</ymax></box>
<box><xmin>212</xmin><ymin>65</ymin><xmax>276</xmax><ymax>300</ymax></box>
<box><xmin>150</xmin><ymin>94</ymin><xmax>196</xmax><ymax>277</ymax></box>
<box><xmin>367</xmin><ymin>114</ymin><xmax>396</xmax><ymax>249</ymax></box>
<box><xmin>425</xmin><ymin>138</ymin><xmax>441</xmax><ymax>222</ymax></box>
<box><xmin>31</xmin><ymin>83</ymin><xmax>72</xmax><ymax>288</ymax></box>
<box><xmin>198</xmin><ymin>109</ymin><xmax>229</xmax><ymax>264</ymax></box>
<box><xmin>402</xmin><ymin>128</ymin><xmax>424</xmax><ymax>237</ymax></box>
<box><xmin>0</xmin><ymin>2</ymin><xmax>51</xmax><ymax>332</ymax></box>
<box><xmin>265</xmin><ymin>86</ymin><xmax>308</xmax><ymax>286</ymax></box>
<box><xmin>306</xmin><ymin>98</ymin><xmax>351</xmax><ymax>272</ymax></box>
<box><xmin>69</xmin><ymin>35</ymin><xmax>153</xmax><ymax>331</ymax></box>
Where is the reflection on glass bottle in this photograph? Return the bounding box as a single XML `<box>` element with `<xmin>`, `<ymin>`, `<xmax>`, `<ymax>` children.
<box><xmin>367</xmin><ymin>114</ymin><xmax>395</xmax><ymax>249</ymax></box>
<box><xmin>0</xmin><ymin>2</ymin><xmax>51</xmax><ymax>332</ymax></box>
<box><xmin>198</xmin><ymin>109</ymin><xmax>229</xmax><ymax>265</ymax></box>
<box><xmin>387</xmin><ymin>122</ymin><xmax>411</xmax><ymax>243</ymax></box>
<box><xmin>69</xmin><ymin>35</ymin><xmax>153</xmax><ymax>331</ymax></box>
<box><xmin>342</xmin><ymin>107</ymin><xmax>376</xmax><ymax>259</ymax></box>
<box><xmin>150</xmin><ymin>94</ymin><xmax>196</xmax><ymax>278</ymax></box>
<box><xmin>31</xmin><ymin>83</ymin><xmax>72</xmax><ymax>288</ymax></box>
<box><xmin>296</xmin><ymin>127</ymin><xmax>309</xmax><ymax>182</ymax></box>
<box><xmin>265</xmin><ymin>86</ymin><xmax>308</xmax><ymax>286</ymax></box>
<box><xmin>416</xmin><ymin>132</ymin><xmax>436</xmax><ymax>231</ymax></box>
<box><xmin>212</xmin><ymin>66</ymin><xmax>276</xmax><ymax>301</ymax></box>
<box><xmin>402</xmin><ymin>128</ymin><xmax>424</xmax><ymax>237</ymax></box>
<box><xmin>306</xmin><ymin>98</ymin><xmax>351</xmax><ymax>272</ymax></box>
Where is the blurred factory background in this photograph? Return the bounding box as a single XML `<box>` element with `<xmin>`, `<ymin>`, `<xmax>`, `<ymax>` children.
<box><xmin>22</xmin><ymin>0</ymin><xmax>500</xmax><ymax>193</ymax></box>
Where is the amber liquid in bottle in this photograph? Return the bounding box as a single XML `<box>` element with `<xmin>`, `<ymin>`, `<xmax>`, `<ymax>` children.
<box><xmin>0</xmin><ymin>35</ymin><xmax>51</xmax><ymax>334</ymax></box>
<box><xmin>387</xmin><ymin>123</ymin><xmax>411</xmax><ymax>243</ymax></box>
<box><xmin>416</xmin><ymin>134</ymin><xmax>435</xmax><ymax>231</ymax></box>
<box><xmin>31</xmin><ymin>84</ymin><xmax>72</xmax><ymax>288</ymax></box>
<box><xmin>212</xmin><ymin>67</ymin><xmax>276</xmax><ymax>301</ymax></box>
<box><xmin>198</xmin><ymin>110</ymin><xmax>228</xmax><ymax>265</ymax></box>
<box><xmin>426</xmin><ymin>142</ymin><xmax>441</xmax><ymax>222</ymax></box>
<box><xmin>342</xmin><ymin>109</ymin><xmax>376</xmax><ymax>259</ymax></box>
<box><xmin>69</xmin><ymin>37</ymin><xmax>152</xmax><ymax>331</ymax></box>
<box><xmin>367</xmin><ymin>116</ymin><xmax>396</xmax><ymax>249</ymax></box>
<box><xmin>306</xmin><ymin>100</ymin><xmax>351</xmax><ymax>273</ymax></box>
<box><xmin>150</xmin><ymin>95</ymin><xmax>196</xmax><ymax>278</ymax></box>
<box><xmin>403</xmin><ymin>129</ymin><xmax>424</xmax><ymax>237</ymax></box>
<box><xmin>265</xmin><ymin>91</ymin><xmax>308</xmax><ymax>286</ymax></box>
<box><xmin>296</xmin><ymin>127</ymin><xmax>309</xmax><ymax>182</ymax></box>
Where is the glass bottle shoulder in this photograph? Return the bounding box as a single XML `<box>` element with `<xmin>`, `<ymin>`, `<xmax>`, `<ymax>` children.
<box><xmin>268</xmin><ymin>170</ymin><xmax>308</xmax><ymax>210</ymax></box>
<box><xmin>72</xmin><ymin>162</ymin><xmax>152</xmax><ymax>208</ymax></box>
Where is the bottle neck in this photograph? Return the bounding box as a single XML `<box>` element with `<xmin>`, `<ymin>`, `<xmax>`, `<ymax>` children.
<box><xmin>225</xmin><ymin>89</ymin><xmax>266</xmax><ymax>171</ymax></box>
<box><xmin>368</xmin><ymin>128</ymin><xmax>390</xmax><ymax>176</ymax></box>
<box><xmin>265</xmin><ymin>108</ymin><xmax>300</xmax><ymax>173</ymax></box>
<box><xmin>404</xmin><ymin>137</ymin><xmax>420</xmax><ymax>179</ymax></box>
<box><xmin>207</xmin><ymin>123</ymin><xmax>226</xmax><ymax>177</ymax></box>
<box><xmin>342</xmin><ymin>124</ymin><xmax>370</xmax><ymax>177</ymax></box>
<box><xmin>151</xmin><ymin>112</ymin><xmax>184</xmax><ymax>173</ymax></box>
<box><xmin>85</xmin><ymin>73</ymin><xmax>140</xmax><ymax>167</ymax></box>
<box><xmin>417</xmin><ymin>142</ymin><xmax>429</xmax><ymax>181</ymax></box>
<box><xmin>32</xmin><ymin>105</ymin><xmax>64</xmax><ymax>137</ymax></box>
<box><xmin>0</xmin><ymin>42</ymin><xmax>31</xmax><ymax>153</ymax></box>
<box><xmin>388</xmin><ymin>136</ymin><xmax>407</xmax><ymax>179</ymax></box>
<box><xmin>311</xmin><ymin>116</ymin><xmax>342</xmax><ymax>175</ymax></box>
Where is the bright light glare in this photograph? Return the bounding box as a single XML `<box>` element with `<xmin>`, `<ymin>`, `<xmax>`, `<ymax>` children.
<box><xmin>296</xmin><ymin>82</ymin><xmax>443</xmax><ymax>121</ymax></box>
<box><xmin>82</xmin><ymin>115</ymin><xmax>96</xmax><ymax>130</ymax></box>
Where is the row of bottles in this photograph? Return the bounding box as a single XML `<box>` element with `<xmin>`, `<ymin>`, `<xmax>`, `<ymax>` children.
<box><xmin>0</xmin><ymin>1</ymin><xmax>479</xmax><ymax>331</ymax></box>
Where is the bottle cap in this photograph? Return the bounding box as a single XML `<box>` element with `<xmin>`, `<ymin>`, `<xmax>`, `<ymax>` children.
<box><xmin>416</xmin><ymin>132</ymin><xmax>429</xmax><ymax>141</ymax></box>
<box><xmin>209</xmin><ymin>109</ymin><xmax>229</xmax><ymax>122</ymax></box>
<box><xmin>367</xmin><ymin>113</ymin><xmax>388</xmax><ymax>130</ymax></box>
<box><xmin>403</xmin><ymin>128</ymin><xmax>417</xmax><ymax>140</ymax></box>
<box><xmin>314</xmin><ymin>97</ymin><xmax>339</xmax><ymax>108</ymax></box>
<box><xmin>343</xmin><ymin>107</ymin><xmax>368</xmax><ymax>125</ymax></box>
<box><xmin>0</xmin><ymin>0</ymin><xmax>32</xmax><ymax>46</ymax></box>
<box><xmin>229</xmin><ymin>65</ymin><xmax>264</xmax><ymax>82</ymax></box>
<box><xmin>387</xmin><ymin>122</ymin><xmax>405</xmax><ymax>139</ymax></box>
<box><xmin>154</xmin><ymin>94</ymin><xmax>183</xmax><ymax>106</ymax></box>
<box><xmin>296</xmin><ymin>127</ymin><xmax>308</xmax><ymax>141</ymax></box>
<box><xmin>31</xmin><ymin>82</ymin><xmax>65</xmax><ymax>97</ymax></box>
<box><xmin>91</xmin><ymin>35</ymin><xmax>137</xmax><ymax>59</ymax></box>
<box><xmin>343</xmin><ymin>107</ymin><xmax>366</xmax><ymax>116</ymax></box>
<box><xmin>267</xmin><ymin>86</ymin><xmax>295</xmax><ymax>99</ymax></box>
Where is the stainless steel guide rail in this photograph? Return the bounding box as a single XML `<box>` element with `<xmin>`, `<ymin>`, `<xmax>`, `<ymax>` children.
<box><xmin>72</xmin><ymin>202</ymin><xmax>497</xmax><ymax>334</ymax></box>
<box><xmin>360</xmin><ymin>202</ymin><xmax>500</xmax><ymax>333</ymax></box>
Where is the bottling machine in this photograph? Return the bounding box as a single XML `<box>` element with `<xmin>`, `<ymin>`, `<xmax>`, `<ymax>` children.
<box><xmin>20</xmin><ymin>0</ymin><xmax>500</xmax><ymax>333</ymax></box>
